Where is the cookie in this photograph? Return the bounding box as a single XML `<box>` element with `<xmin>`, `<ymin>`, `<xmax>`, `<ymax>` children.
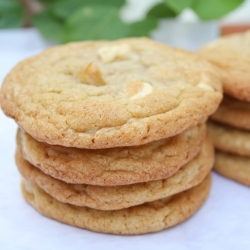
<box><xmin>17</xmin><ymin>123</ymin><xmax>206</xmax><ymax>186</ymax></box>
<box><xmin>208</xmin><ymin>121</ymin><xmax>250</xmax><ymax>157</ymax></box>
<box><xmin>210</xmin><ymin>95</ymin><xmax>250</xmax><ymax>131</ymax></box>
<box><xmin>199</xmin><ymin>30</ymin><xmax>250</xmax><ymax>101</ymax></box>
<box><xmin>214</xmin><ymin>151</ymin><xmax>250</xmax><ymax>187</ymax></box>
<box><xmin>0</xmin><ymin>38</ymin><xmax>222</xmax><ymax>149</ymax></box>
<box><xmin>16</xmin><ymin>136</ymin><xmax>213</xmax><ymax>210</ymax></box>
<box><xmin>21</xmin><ymin>173</ymin><xmax>211</xmax><ymax>235</ymax></box>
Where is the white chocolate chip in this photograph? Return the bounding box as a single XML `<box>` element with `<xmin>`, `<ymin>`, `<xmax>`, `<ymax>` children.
<box><xmin>176</xmin><ymin>83</ymin><xmax>186</xmax><ymax>90</ymax></box>
<box><xmin>85</xmin><ymin>128</ymin><xmax>98</xmax><ymax>134</ymax></box>
<box><xmin>118</xmin><ymin>44</ymin><xmax>132</xmax><ymax>58</ymax></box>
<box><xmin>197</xmin><ymin>82</ymin><xmax>214</xmax><ymax>92</ymax></box>
<box><xmin>79</xmin><ymin>62</ymin><xmax>105</xmax><ymax>86</ymax></box>
<box><xmin>98</xmin><ymin>44</ymin><xmax>133</xmax><ymax>63</ymax></box>
<box><xmin>150</xmin><ymin>195</ymin><xmax>173</xmax><ymax>209</ymax></box>
<box><xmin>23</xmin><ymin>178</ymin><xmax>34</xmax><ymax>194</ymax></box>
<box><xmin>126</xmin><ymin>80</ymin><xmax>153</xmax><ymax>100</ymax></box>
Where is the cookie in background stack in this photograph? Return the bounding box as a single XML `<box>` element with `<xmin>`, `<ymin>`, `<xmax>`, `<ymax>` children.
<box><xmin>0</xmin><ymin>38</ymin><xmax>222</xmax><ymax>234</ymax></box>
<box><xmin>199</xmin><ymin>30</ymin><xmax>250</xmax><ymax>186</ymax></box>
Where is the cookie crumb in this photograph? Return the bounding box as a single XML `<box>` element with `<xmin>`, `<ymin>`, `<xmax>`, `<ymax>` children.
<box><xmin>197</xmin><ymin>82</ymin><xmax>214</xmax><ymax>92</ymax></box>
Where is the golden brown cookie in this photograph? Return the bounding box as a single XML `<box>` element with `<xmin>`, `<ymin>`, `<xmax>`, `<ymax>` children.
<box><xmin>16</xmin><ymin>137</ymin><xmax>213</xmax><ymax>210</ymax></box>
<box><xmin>214</xmin><ymin>151</ymin><xmax>250</xmax><ymax>187</ymax></box>
<box><xmin>17</xmin><ymin>123</ymin><xmax>206</xmax><ymax>186</ymax></box>
<box><xmin>21</xmin><ymin>174</ymin><xmax>211</xmax><ymax>235</ymax></box>
<box><xmin>199</xmin><ymin>30</ymin><xmax>250</xmax><ymax>101</ymax></box>
<box><xmin>0</xmin><ymin>38</ymin><xmax>222</xmax><ymax>149</ymax></box>
<box><xmin>208</xmin><ymin>121</ymin><xmax>250</xmax><ymax>157</ymax></box>
<box><xmin>211</xmin><ymin>95</ymin><xmax>250</xmax><ymax>131</ymax></box>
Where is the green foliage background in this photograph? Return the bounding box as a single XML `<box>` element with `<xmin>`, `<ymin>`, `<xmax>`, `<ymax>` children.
<box><xmin>0</xmin><ymin>0</ymin><xmax>245</xmax><ymax>43</ymax></box>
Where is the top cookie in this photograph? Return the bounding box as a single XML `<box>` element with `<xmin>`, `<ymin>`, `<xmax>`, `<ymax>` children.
<box><xmin>0</xmin><ymin>38</ymin><xmax>222</xmax><ymax>148</ymax></box>
<box><xmin>199</xmin><ymin>31</ymin><xmax>250</xmax><ymax>101</ymax></box>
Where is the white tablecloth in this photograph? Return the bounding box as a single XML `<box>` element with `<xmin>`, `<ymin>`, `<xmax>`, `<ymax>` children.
<box><xmin>0</xmin><ymin>29</ymin><xmax>250</xmax><ymax>250</ymax></box>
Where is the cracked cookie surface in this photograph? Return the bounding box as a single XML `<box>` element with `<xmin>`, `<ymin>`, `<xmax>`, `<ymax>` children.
<box><xmin>1</xmin><ymin>38</ymin><xmax>222</xmax><ymax>148</ymax></box>
<box><xmin>21</xmin><ymin>173</ymin><xmax>211</xmax><ymax>235</ymax></box>
<box><xmin>17</xmin><ymin>123</ymin><xmax>206</xmax><ymax>185</ymax></box>
<box><xmin>16</xmin><ymin>137</ymin><xmax>213</xmax><ymax>210</ymax></box>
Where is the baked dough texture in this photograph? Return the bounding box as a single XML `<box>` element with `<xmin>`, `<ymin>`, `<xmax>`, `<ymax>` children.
<box><xmin>211</xmin><ymin>95</ymin><xmax>250</xmax><ymax>131</ymax></box>
<box><xmin>16</xmin><ymin>137</ymin><xmax>213</xmax><ymax>210</ymax></box>
<box><xmin>21</xmin><ymin>174</ymin><xmax>211</xmax><ymax>235</ymax></box>
<box><xmin>1</xmin><ymin>38</ymin><xmax>222</xmax><ymax>148</ymax></box>
<box><xmin>199</xmin><ymin>30</ymin><xmax>250</xmax><ymax>101</ymax></box>
<box><xmin>208</xmin><ymin>121</ymin><xmax>250</xmax><ymax>157</ymax></box>
<box><xmin>17</xmin><ymin>123</ymin><xmax>206</xmax><ymax>185</ymax></box>
<box><xmin>214</xmin><ymin>151</ymin><xmax>250</xmax><ymax>187</ymax></box>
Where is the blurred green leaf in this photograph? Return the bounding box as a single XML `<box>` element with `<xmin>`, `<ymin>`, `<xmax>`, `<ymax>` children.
<box><xmin>0</xmin><ymin>0</ymin><xmax>20</xmax><ymax>12</ymax></box>
<box><xmin>0</xmin><ymin>11</ymin><xmax>24</xmax><ymax>28</ymax></box>
<box><xmin>0</xmin><ymin>0</ymin><xmax>25</xmax><ymax>28</ymax></box>
<box><xmin>128</xmin><ymin>18</ymin><xmax>157</xmax><ymax>37</ymax></box>
<box><xmin>147</xmin><ymin>3</ymin><xmax>176</xmax><ymax>19</ymax></box>
<box><xmin>164</xmin><ymin>0</ymin><xmax>194</xmax><ymax>14</ymax></box>
<box><xmin>64</xmin><ymin>5</ymin><xmax>129</xmax><ymax>42</ymax></box>
<box><xmin>33</xmin><ymin>10</ymin><xmax>64</xmax><ymax>42</ymax></box>
<box><xmin>192</xmin><ymin>0</ymin><xmax>244</xmax><ymax>20</ymax></box>
<box><xmin>52</xmin><ymin>0</ymin><xmax>125</xmax><ymax>19</ymax></box>
<box><xmin>36</xmin><ymin>0</ymin><xmax>59</xmax><ymax>4</ymax></box>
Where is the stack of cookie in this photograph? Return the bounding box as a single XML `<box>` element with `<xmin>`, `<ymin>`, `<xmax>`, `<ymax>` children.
<box><xmin>0</xmin><ymin>38</ymin><xmax>222</xmax><ymax>235</ymax></box>
<box><xmin>199</xmin><ymin>31</ymin><xmax>250</xmax><ymax>186</ymax></box>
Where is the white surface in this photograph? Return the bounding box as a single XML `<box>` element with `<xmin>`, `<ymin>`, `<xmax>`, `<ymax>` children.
<box><xmin>1</xmin><ymin>29</ymin><xmax>250</xmax><ymax>250</ymax></box>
